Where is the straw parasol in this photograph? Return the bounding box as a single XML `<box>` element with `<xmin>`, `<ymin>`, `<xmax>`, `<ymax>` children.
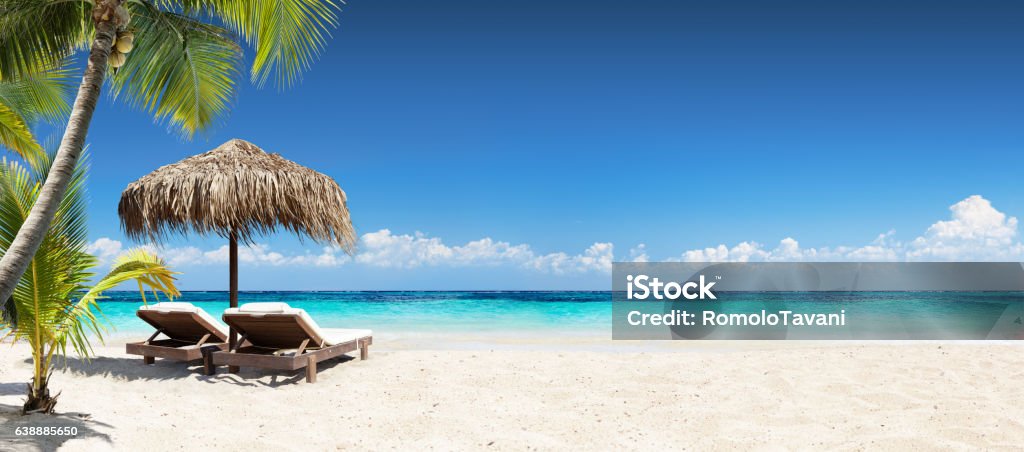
<box><xmin>118</xmin><ymin>138</ymin><xmax>356</xmax><ymax>349</ymax></box>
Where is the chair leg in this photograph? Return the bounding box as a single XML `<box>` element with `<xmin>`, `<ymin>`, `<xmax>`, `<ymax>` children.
<box><xmin>201</xmin><ymin>346</ymin><xmax>217</xmax><ymax>376</ymax></box>
<box><xmin>359</xmin><ymin>340</ymin><xmax>369</xmax><ymax>360</ymax></box>
<box><xmin>306</xmin><ymin>356</ymin><xmax>317</xmax><ymax>383</ymax></box>
<box><xmin>143</xmin><ymin>356</ymin><xmax>155</xmax><ymax>365</ymax></box>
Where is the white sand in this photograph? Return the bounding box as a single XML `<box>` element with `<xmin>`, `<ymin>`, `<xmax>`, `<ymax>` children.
<box><xmin>2</xmin><ymin>339</ymin><xmax>1023</xmax><ymax>450</ymax></box>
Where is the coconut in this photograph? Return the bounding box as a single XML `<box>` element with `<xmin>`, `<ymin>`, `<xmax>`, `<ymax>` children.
<box><xmin>117</xmin><ymin>31</ymin><xmax>134</xmax><ymax>42</ymax></box>
<box><xmin>109</xmin><ymin>51</ymin><xmax>126</xmax><ymax>68</ymax></box>
<box><xmin>116</xmin><ymin>38</ymin><xmax>133</xmax><ymax>53</ymax></box>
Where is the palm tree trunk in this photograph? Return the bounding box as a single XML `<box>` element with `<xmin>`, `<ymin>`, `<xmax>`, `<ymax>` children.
<box><xmin>0</xmin><ymin>1</ymin><xmax>122</xmax><ymax>305</ymax></box>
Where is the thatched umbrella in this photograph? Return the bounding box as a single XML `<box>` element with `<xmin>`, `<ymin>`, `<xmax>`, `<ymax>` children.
<box><xmin>118</xmin><ymin>139</ymin><xmax>356</xmax><ymax>349</ymax></box>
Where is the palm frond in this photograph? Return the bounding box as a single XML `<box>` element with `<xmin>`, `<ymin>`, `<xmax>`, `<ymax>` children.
<box><xmin>0</xmin><ymin>63</ymin><xmax>75</xmax><ymax>125</ymax></box>
<box><xmin>0</xmin><ymin>157</ymin><xmax>40</xmax><ymax>253</ymax></box>
<box><xmin>160</xmin><ymin>0</ymin><xmax>341</xmax><ymax>89</ymax></box>
<box><xmin>109</xmin><ymin>3</ymin><xmax>242</xmax><ymax>138</ymax></box>
<box><xmin>0</xmin><ymin>0</ymin><xmax>92</xmax><ymax>81</ymax></box>
<box><xmin>91</xmin><ymin>249</ymin><xmax>180</xmax><ymax>299</ymax></box>
<box><xmin>56</xmin><ymin>248</ymin><xmax>179</xmax><ymax>356</ymax></box>
<box><xmin>0</xmin><ymin>102</ymin><xmax>41</xmax><ymax>158</ymax></box>
<box><xmin>2</xmin><ymin>150</ymin><xmax>90</xmax><ymax>353</ymax></box>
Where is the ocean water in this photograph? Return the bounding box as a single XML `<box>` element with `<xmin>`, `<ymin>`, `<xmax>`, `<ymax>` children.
<box><xmin>95</xmin><ymin>291</ymin><xmax>1024</xmax><ymax>341</ymax></box>
<box><xmin>614</xmin><ymin>291</ymin><xmax>1024</xmax><ymax>340</ymax></box>
<box><xmin>97</xmin><ymin>291</ymin><xmax>612</xmax><ymax>339</ymax></box>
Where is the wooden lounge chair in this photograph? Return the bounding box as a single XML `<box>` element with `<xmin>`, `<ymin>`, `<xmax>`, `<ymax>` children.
<box><xmin>204</xmin><ymin>303</ymin><xmax>372</xmax><ymax>383</ymax></box>
<box><xmin>126</xmin><ymin>302</ymin><xmax>230</xmax><ymax>364</ymax></box>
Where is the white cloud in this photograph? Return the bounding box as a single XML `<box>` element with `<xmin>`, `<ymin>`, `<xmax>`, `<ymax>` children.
<box><xmin>680</xmin><ymin>241</ymin><xmax>767</xmax><ymax>262</ymax></box>
<box><xmin>85</xmin><ymin>195</ymin><xmax>1024</xmax><ymax>273</ymax></box>
<box><xmin>86</xmin><ymin>239</ymin><xmax>351</xmax><ymax>269</ymax></box>
<box><xmin>526</xmin><ymin>242</ymin><xmax>614</xmax><ymax>274</ymax></box>
<box><xmin>86</xmin><ymin>237</ymin><xmax>123</xmax><ymax>263</ymax></box>
<box><xmin>906</xmin><ymin>195</ymin><xmax>1023</xmax><ymax>260</ymax></box>
<box><xmin>628</xmin><ymin>244</ymin><xmax>649</xmax><ymax>263</ymax></box>
<box><xmin>355</xmin><ymin>230</ymin><xmax>534</xmax><ymax>268</ymax></box>
<box><xmin>87</xmin><ymin>229</ymin><xmax>612</xmax><ymax>274</ymax></box>
<box><xmin>676</xmin><ymin>195</ymin><xmax>1024</xmax><ymax>262</ymax></box>
<box><xmin>355</xmin><ymin>229</ymin><xmax>611</xmax><ymax>273</ymax></box>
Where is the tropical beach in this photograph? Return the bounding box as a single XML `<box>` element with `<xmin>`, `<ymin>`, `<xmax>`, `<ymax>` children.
<box><xmin>3</xmin><ymin>338</ymin><xmax>1023</xmax><ymax>450</ymax></box>
<box><xmin>4</xmin><ymin>291</ymin><xmax>1024</xmax><ymax>449</ymax></box>
<box><xmin>3</xmin><ymin>0</ymin><xmax>1024</xmax><ymax>450</ymax></box>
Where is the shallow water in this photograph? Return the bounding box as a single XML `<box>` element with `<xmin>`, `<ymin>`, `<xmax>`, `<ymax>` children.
<box><xmin>95</xmin><ymin>291</ymin><xmax>1024</xmax><ymax>341</ymax></box>
<box><xmin>97</xmin><ymin>291</ymin><xmax>612</xmax><ymax>338</ymax></box>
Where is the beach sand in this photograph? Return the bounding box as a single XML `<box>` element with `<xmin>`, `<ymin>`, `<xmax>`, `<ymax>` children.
<box><xmin>2</xmin><ymin>339</ymin><xmax>1023</xmax><ymax>450</ymax></box>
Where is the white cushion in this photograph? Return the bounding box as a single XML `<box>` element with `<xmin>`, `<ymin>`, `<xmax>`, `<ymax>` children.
<box><xmin>226</xmin><ymin>303</ymin><xmax>371</xmax><ymax>346</ymax></box>
<box><xmin>139</xmin><ymin>302</ymin><xmax>199</xmax><ymax>313</ymax></box>
<box><xmin>238</xmin><ymin>302</ymin><xmax>291</xmax><ymax>313</ymax></box>
<box><xmin>137</xmin><ymin>302</ymin><xmax>228</xmax><ymax>338</ymax></box>
<box><xmin>227</xmin><ymin>303</ymin><xmax>319</xmax><ymax>334</ymax></box>
<box><xmin>321</xmin><ymin>328</ymin><xmax>373</xmax><ymax>346</ymax></box>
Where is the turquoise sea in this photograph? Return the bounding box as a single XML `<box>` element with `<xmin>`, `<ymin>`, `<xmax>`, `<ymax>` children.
<box><xmin>96</xmin><ymin>291</ymin><xmax>1024</xmax><ymax>341</ymax></box>
<box><xmin>97</xmin><ymin>291</ymin><xmax>612</xmax><ymax>339</ymax></box>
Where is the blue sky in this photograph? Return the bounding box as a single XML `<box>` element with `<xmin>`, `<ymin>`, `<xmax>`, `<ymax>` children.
<box><xmin>41</xmin><ymin>0</ymin><xmax>1024</xmax><ymax>289</ymax></box>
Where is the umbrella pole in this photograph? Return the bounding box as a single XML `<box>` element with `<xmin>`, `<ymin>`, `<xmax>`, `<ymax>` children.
<box><xmin>228</xmin><ymin>231</ymin><xmax>239</xmax><ymax>373</ymax></box>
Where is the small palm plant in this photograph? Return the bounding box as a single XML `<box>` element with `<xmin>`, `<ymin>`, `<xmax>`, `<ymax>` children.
<box><xmin>0</xmin><ymin>151</ymin><xmax>179</xmax><ymax>414</ymax></box>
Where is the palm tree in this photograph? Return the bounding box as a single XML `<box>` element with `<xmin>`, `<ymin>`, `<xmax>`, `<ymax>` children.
<box><xmin>0</xmin><ymin>152</ymin><xmax>180</xmax><ymax>414</ymax></box>
<box><xmin>0</xmin><ymin>0</ymin><xmax>343</xmax><ymax>303</ymax></box>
